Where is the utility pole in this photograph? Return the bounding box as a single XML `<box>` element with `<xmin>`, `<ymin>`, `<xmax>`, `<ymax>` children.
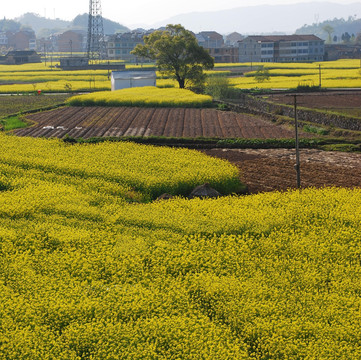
<box><xmin>294</xmin><ymin>95</ymin><xmax>301</xmax><ymax>188</ymax></box>
<box><xmin>43</xmin><ymin>43</ymin><xmax>46</xmax><ymax>67</ymax></box>
<box><xmin>319</xmin><ymin>64</ymin><xmax>322</xmax><ymax>88</ymax></box>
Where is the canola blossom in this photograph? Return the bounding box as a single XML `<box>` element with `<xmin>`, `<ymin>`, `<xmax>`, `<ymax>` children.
<box><xmin>66</xmin><ymin>87</ymin><xmax>213</xmax><ymax>108</ymax></box>
<box><xmin>0</xmin><ymin>59</ymin><xmax>360</xmax><ymax>93</ymax></box>
<box><xmin>1</xmin><ymin>133</ymin><xmax>361</xmax><ymax>358</ymax></box>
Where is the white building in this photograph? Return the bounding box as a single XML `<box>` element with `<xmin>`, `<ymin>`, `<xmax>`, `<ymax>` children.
<box><xmin>0</xmin><ymin>32</ymin><xmax>8</xmax><ymax>46</ymax></box>
<box><xmin>111</xmin><ymin>71</ymin><xmax>157</xmax><ymax>91</ymax></box>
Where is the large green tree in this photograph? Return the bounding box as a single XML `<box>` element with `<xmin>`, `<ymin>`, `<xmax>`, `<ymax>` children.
<box><xmin>131</xmin><ymin>24</ymin><xmax>214</xmax><ymax>89</ymax></box>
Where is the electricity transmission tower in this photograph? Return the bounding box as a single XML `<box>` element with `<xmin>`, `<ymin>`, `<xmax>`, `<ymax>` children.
<box><xmin>87</xmin><ymin>0</ymin><xmax>106</xmax><ymax>61</ymax></box>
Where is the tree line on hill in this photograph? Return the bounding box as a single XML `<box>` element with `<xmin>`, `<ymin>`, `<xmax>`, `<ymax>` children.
<box><xmin>296</xmin><ymin>16</ymin><xmax>361</xmax><ymax>44</ymax></box>
<box><xmin>0</xmin><ymin>13</ymin><xmax>129</xmax><ymax>38</ymax></box>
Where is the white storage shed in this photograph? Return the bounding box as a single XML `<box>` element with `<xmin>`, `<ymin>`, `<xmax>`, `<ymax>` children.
<box><xmin>111</xmin><ymin>71</ymin><xmax>157</xmax><ymax>91</ymax></box>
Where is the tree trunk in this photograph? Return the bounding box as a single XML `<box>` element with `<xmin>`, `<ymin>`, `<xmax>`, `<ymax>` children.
<box><xmin>177</xmin><ymin>78</ymin><xmax>185</xmax><ymax>89</ymax></box>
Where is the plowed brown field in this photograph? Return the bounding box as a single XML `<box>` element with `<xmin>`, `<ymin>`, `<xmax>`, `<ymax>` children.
<box><xmin>202</xmin><ymin>148</ymin><xmax>361</xmax><ymax>194</ymax></box>
<box><xmin>264</xmin><ymin>91</ymin><xmax>361</xmax><ymax>118</ymax></box>
<box><xmin>15</xmin><ymin>105</ymin><xmax>361</xmax><ymax>194</ymax></box>
<box><xmin>17</xmin><ymin>106</ymin><xmax>297</xmax><ymax>139</ymax></box>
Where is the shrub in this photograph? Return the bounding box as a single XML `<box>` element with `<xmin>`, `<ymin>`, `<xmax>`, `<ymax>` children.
<box><xmin>205</xmin><ymin>76</ymin><xmax>234</xmax><ymax>100</ymax></box>
<box><xmin>254</xmin><ymin>66</ymin><xmax>270</xmax><ymax>83</ymax></box>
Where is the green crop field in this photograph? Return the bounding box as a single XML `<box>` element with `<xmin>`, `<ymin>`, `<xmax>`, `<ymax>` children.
<box><xmin>1</xmin><ymin>133</ymin><xmax>361</xmax><ymax>359</ymax></box>
<box><xmin>0</xmin><ymin>94</ymin><xmax>71</xmax><ymax>117</ymax></box>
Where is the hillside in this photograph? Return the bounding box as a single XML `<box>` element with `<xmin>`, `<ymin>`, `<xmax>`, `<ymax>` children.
<box><xmin>14</xmin><ymin>12</ymin><xmax>129</xmax><ymax>36</ymax></box>
<box><xmin>296</xmin><ymin>16</ymin><xmax>361</xmax><ymax>42</ymax></box>
<box><xmin>16</xmin><ymin>13</ymin><xmax>70</xmax><ymax>34</ymax></box>
<box><xmin>71</xmin><ymin>14</ymin><xmax>129</xmax><ymax>35</ymax></box>
<box><xmin>149</xmin><ymin>2</ymin><xmax>361</xmax><ymax>34</ymax></box>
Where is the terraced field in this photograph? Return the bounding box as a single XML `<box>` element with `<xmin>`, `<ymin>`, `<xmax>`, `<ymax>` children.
<box><xmin>17</xmin><ymin>106</ymin><xmax>297</xmax><ymax>139</ymax></box>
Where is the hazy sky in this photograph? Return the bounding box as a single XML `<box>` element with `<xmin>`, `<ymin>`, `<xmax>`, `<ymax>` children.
<box><xmin>2</xmin><ymin>0</ymin><xmax>358</xmax><ymax>26</ymax></box>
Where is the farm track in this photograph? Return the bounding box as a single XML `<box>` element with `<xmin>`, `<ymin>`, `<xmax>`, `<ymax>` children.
<box><xmin>17</xmin><ymin>106</ymin><xmax>298</xmax><ymax>139</ymax></box>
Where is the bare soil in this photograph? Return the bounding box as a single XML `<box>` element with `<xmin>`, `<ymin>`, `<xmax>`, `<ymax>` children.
<box><xmin>264</xmin><ymin>91</ymin><xmax>361</xmax><ymax>118</ymax></box>
<box><xmin>17</xmin><ymin>106</ymin><xmax>300</xmax><ymax>139</ymax></box>
<box><xmin>202</xmin><ymin>148</ymin><xmax>361</xmax><ymax>194</ymax></box>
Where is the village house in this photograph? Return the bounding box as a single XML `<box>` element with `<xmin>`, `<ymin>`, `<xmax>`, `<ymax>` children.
<box><xmin>6</xmin><ymin>30</ymin><xmax>36</xmax><ymax>51</ymax></box>
<box><xmin>196</xmin><ymin>31</ymin><xmax>240</xmax><ymax>63</ymax></box>
<box><xmin>224</xmin><ymin>32</ymin><xmax>244</xmax><ymax>47</ymax></box>
<box><xmin>107</xmin><ymin>31</ymin><xmax>149</xmax><ymax>62</ymax></box>
<box><xmin>56</xmin><ymin>30</ymin><xmax>86</xmax><ymax>53</ymax></box>
<box><xmin>0</xmin><ymin>32</ymin><xmax>8</xmax><ymax>47</ymax></box>
<box><xmin>0</xmin><ymin>50</ymin><xmax>41</xmax><ymax>64</ymax></box>
<box><xmin>324</xmin><ymin>43</ymin><xmax>361</xmax><ymax>61</ymax></box>
<box><xmin>238</xmin><ymin>35</ymin><xmax>325</xmax><ymax>63</ymax></box>
<box><xmin>206</xmin><ymin>46</ymin><xmax>239</xmax><ymax>63</ymax></box>
<box><xmin>196</xmin><ymin>31</ymin><xmax>224</xmax><ymax>48</ymax></box>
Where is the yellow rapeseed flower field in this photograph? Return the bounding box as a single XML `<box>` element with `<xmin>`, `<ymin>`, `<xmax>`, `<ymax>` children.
<box><xmin>1</xmin><ymin>133</ymin><xmax>361</xmax><ymax>358</ymax></box>
<box><xmin>66</xmin><ymin>86</ymin><xmax>213</xmax><ymax>107</ymax></box>
<box><xmin>0</xmin><ymin>59</ymin><xmax>359</xmax><ymax>93</ymax></box>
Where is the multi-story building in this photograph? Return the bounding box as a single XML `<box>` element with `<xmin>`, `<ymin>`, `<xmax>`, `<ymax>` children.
<box><xmin>196</xmin><ymin>31</ymin><xmax>224</xmax><ymax>48</ymax></box>
<box><xmin>207</xmin><ymin>47</ymin><xmax>239</xmax><ymax>63</ymax></box>
<box><xmin>238</xmin><ymin>35</ymin><xmax>324</xmax><ymax>63</ymax></box>
<box><xmin>57</xmin><ymin>30</ymin><xmax>86</xmax><ymax>53</ymax></box>
<box><xmin>107</xmin><ymin>31</ymin><xmax>149</xmax><ymax>62</ymax></box>
<box><xmin>0</xmin><ymin>32</ymin><xmax>8</xmax><ymax>46</ymax></box>
<box><xmin>6</xmin><ymin>30</ymin><xmax>36</xmax><ymax>51</ymax></box>
<box><xmin>196</xmin><ymin>31</ymin><xmax>239</xmax><ymax>63</ymax></box>
<box><xmin>225</xmin><ymin>32</ymin><xmax>244</xmax><ymax>47</ymax></box>
<box><xmin>324</xmin><ymin>44</ymin><xmax>361</xmax><ymax>61</ymax></box>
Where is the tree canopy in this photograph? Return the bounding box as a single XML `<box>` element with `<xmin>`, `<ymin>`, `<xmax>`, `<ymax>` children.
<box><xmin>131</xmin><ymin>24</ymin><xmax>214</xmax><ymax>89</ymax></box>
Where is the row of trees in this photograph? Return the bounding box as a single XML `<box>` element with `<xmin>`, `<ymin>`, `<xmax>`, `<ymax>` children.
<box><xmin>323</xmin><ymin>24</ymin><xmax>360</xmax><ymax>44</ymax></box>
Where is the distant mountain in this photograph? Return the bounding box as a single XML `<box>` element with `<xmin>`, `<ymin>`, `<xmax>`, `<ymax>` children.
<box><xmin>72</xmin><ymin>14</ymin><xmax>129</xmax><ymax>34</ymax></box>
<box><xmin>148</xmin><ymin>2</ymin><xmax>361</xmax><ymax>34</ymax></box>
<box><xmin>16</xmin><ymin>13</ymin><xmax>70</xmax><ymax>34</ymax></box>
<box><xmin>296</xmin><ymin>16</ymin><xmax>361</xmax><ymax>41</ymax></box>
<box><xmin>13</xmin><ymin>12</ymin><xmax>129</xmax><ymax>37</ymax></box>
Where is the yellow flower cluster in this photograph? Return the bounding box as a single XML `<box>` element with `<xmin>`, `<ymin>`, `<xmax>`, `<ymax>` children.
<box><xmin>1</xmin><ymin>129</ymin><xmax>361</xmax><ymax>358</ymax></box>
<box><xmin>0</xmin><ymin>59</ymin><xmax>359</xmax><ymax>93</ymax></box>
<box><xmin>232</xmin><ymin>59</ymin><xmax>361</xmax><ymax>89</ymax></box>
<box><xmin>67</xmin><ymin>86</ymin><xmax>213</xmax><ymax>107</ymax></box>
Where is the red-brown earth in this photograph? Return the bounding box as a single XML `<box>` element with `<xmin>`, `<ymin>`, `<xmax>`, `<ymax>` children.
<box><xmin>263</xmin><ymin>91</ymin><xmax>361</xmax><ymax>118</ymax></box>
<box><xmin>17</xmin><ymin>106</ymin><xmax>298</xmax><ymax>139</ymax></box>
<box><xmin>202</xmin><ymin>148</ymin><xmax>361</xmax><ymax>194</ymax></box>
<box><xmin>16</xmin><ymin>105</ymin><xmax>361</xmax><ymax>194</ymax></box>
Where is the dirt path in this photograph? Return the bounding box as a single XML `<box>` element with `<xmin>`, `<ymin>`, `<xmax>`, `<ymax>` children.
<box><xmin>202</xmin><ymin>148</ymin><xmax>361</xmax><ymax>194</ymax></box>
